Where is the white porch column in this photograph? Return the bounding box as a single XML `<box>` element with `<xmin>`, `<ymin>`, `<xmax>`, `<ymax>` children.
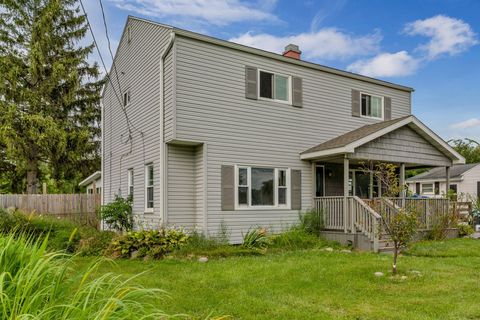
<box><xmin>343</xmin><ymin>156</ymin><xmax>349</xmax><ymax>234</ymax></box>
<box><xmin>446</xmin><ymin>166</ymin><xmax>451</xmax><ymax>196</ymax></box>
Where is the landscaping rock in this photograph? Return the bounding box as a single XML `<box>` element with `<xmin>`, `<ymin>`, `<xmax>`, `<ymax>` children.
<box><xmin>324</xmin><ymin>247</ymin><xmax>334</xmax><ymax>252</ymax></box>
<box><xmin>374</xmin><ymin>272</ymin><xmax>384</xmax><ymax>277</ymax></box>
<box><xmin>410</xmin><ymin>270</ymin><xmax>422</xmax><ymax>276</ymax></box>
<box><xmin>198</xmin><ymin>256</ymin><xmax>209</xmax><ymax>263</ymax></box>
<box><xmin>130</xmin><ymin>250</ymin><xmax>139</xmax><ymax>259</ymax></box>
<box><xmin>341</xmin><ymin>249</ymin><xmax>352</xmax><ymax>253</ymax></box>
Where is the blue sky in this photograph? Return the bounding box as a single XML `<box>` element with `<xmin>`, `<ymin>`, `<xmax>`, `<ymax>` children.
<box><xmin>84</xmin><ymin>0</ymin><xmax>480</xmax><ymax>142</ymax></box>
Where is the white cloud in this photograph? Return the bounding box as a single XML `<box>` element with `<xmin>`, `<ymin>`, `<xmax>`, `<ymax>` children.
<box><xmin>229</xmin><ymin>28</ymin><xmax>381</xmax><ymax>60</ymax></box>
<box><xmin>108</xmin><ymin>0</ymin><xmax>279</xmax><ymax>26</ymax></box>
<box><xmin>450</xmin><ymin>118</ymin><xmax>480</xmax><ymax>129</ymax></box>
<box><xmin>404</xmin><ymin>15</ymin><xmax>478</xmax><ymax>59</ymax></box>
<box><xmin>346</xmin><ymin>51</ymin><xmax>419</xmax><ymax>77</ymax></box>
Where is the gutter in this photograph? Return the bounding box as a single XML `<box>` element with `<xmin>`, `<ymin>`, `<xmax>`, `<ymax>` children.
<box><xmin>159</xmin><ymin>31</ymin><xmax>175</xmax><ymax>224</ymax></box>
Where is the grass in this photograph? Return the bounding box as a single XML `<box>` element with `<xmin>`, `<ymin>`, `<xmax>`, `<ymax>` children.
<box><xmin>73</xmin><ymin>238</ymin><xmax>480</xmax><ymax>320</ymax></box>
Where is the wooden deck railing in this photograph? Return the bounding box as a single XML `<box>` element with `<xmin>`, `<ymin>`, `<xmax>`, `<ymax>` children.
<box><xmin>349</xmin><ymin>196</ymin><xmax>381</xmax><ymax>251</ymax></box>
<box><xmin>386</xmin><ymin>198</ymin><xmax>451</xmax><ymax>229</ymax></box>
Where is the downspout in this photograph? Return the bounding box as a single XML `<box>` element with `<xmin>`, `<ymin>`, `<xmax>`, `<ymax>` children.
<box><xmin>159</xmin><ymin>31</ymin><xmax>175</xmax><ymax>225</ymax></box>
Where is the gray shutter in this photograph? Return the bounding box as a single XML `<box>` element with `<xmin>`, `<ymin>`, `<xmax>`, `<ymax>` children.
<box><xmin>384</xmin><ymin>97</ymin><xmax>392</xmax><ymax>120</ymax></box>
<box><xmin>221</xmin><ymin>165</ymin><xmax>235</xmax><ymax>210</ymax></box>
<box><xmin>477</xmin><ymin>181</ymin><xmax>480</xmax><ymax>200</ymax></box>
<box><xmin>291</xmin><ymin>170</ymin><xmax>302</xmax><ymax>210</ymax></box>
<box><xmin>292</xmin><ymin>77</ymin><xmax>303</xmax><ymax>107</ymax></box>
<box><xmin>351</xmin><ymin>89</ymin><xmax>360</xmax><ymax>117</ymax></box>
<box><xmin>245</xmin><ymin>66</ymin><xmax>258</xmax><ymax>100</ymax></box>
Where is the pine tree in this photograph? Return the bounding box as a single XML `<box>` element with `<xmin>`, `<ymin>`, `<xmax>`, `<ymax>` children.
<box><xmin>0</xmin><ymin>0</ymin><xmax>102</xmax><ymax>193</ymax></box>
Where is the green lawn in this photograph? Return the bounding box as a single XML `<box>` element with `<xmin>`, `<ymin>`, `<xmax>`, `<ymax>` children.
<box><xmin>74</xmin><ymin>238</ymin><xmax>480</xmax><ymax>319</ymax></box>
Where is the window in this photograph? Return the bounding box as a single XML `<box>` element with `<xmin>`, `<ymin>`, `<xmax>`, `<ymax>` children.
<box><xmin>236</xmin><ymin>166</ymin><xmax>289</xmax><ymax>208</ymax></box>
<box><xmin>422</xmin><ymin>183</ymin><xmax>434</xmax><ymax>194</ymax></box>
<box><xmin>127</xmin><ymin>169</ymin><xmax>134</xmax><ymax>198</ymax></box>
<box><xmin>278</xmin><ymin>169</ymin><xmax>287</xmax><ymax>205</ymax></box>
<box><xmin>259</xmin><ymin>70</ymin><xmax>290</xmax><ymax>102</ymax></box>
<box><xmin>145</xmin><ymin>164</ymin><xmax>154</xmax><ymax>211</ymax></box>
<box><xmin>123</xmin><ymin>91</ymin><xmax>130</xmax><ymax>107</ymax></box>
<box><xmin>361</xmin><ymin>93</ymin><xmax>383</xmax><ymax>119</ymax></box>
<box><xmin>87</xmin><ymin>188</ymin><xmax>93</xmax><ymax>194</ymax></box>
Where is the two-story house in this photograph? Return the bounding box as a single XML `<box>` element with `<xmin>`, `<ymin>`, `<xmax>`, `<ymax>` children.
<box><xmin>102</xmin><ymin>16</ymin><xmax>465</xmax><ymax>246</ymax></box>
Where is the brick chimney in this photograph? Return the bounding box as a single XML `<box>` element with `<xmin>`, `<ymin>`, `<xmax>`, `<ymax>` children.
<box><xmin>282</xmin><ymin>44</ymin><xmax>301</xmax><ymax>60</ymax></box>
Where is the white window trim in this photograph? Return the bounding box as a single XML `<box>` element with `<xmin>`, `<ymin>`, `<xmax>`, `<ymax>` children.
<box><xmin>127</xmin><ymin>168</ymin><xmax>134</xmax><ymax>197</ymax></box>
<box><xmin>421</xmin><ymin>183</ymin><xmax>434</xmax><ymax>195</ymax></box>
<box><xmin>257</xmin><ymin>69</ymin><xmax>292</xmax><ymax>105</ymax></box>
<box><xmin>360</xmin><ymin>92</ymin><xmax>384</xmax><ymax>120</ymax></box>
<box><xmin>234</xmin><ymin>165</ymin><xmax>291</xmax><ymax>210</ymax></box>
<box><xmin>144</xmin><ymin>164</ymin><xmax>154</xmax><ymax>213</ymax></box>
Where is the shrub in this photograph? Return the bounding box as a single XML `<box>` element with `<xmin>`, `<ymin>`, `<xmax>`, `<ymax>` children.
<box><xmin>299</xmin><ymin>209</ymin><xmax>324</xmax><ymax>234</ymax></box>
<box><xmin>242</xmin><ymin>227</ymin><xmax>269</xmax><ymax>249</ymax></box>
<box><xmin>100</xmin><ymin>195</ymin><xmax>133</xmax><ymax>232</ymax></box>
<box><xmin>108</xmin><ymin>228</ymin><xmax>190</xmax><ymax>259</ymax></box>
<box><xmin>427</xmin><ymin>210</ymin><xmax>457</xmax><ymax>240</ymax></box>
<box><xmin>269</xmin><ymin>227</ymin><xmax>324</xmax><ymax>250</ymax></box>
<box><xmin>0</xmin><ymin>233</ymin><xmax>170</xmax><ymax>319</ymax></box>
<box><xmin>0</xmin><ymin>208</ymin><xmax>115</xmax><ymax>255</ymax></box>
<box><xmin>458</xmin><ymin>223</ymin><xmax>474</xmax><ymax>237</ymax></box>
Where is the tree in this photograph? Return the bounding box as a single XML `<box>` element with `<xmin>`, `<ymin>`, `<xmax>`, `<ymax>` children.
<box><xmin>369</xmin><ymin>163</ymin><xmax>419</xmax><ymax>275</ymax></box>
<box><xmin>0</xmin><ymin>0</ymin><xmax>102</xmax><ymax>193</ymax></box>
<box><xmin>449</xmin><ymin>138</ymin><xmax>480</xmax><ymax>164</ymax></box>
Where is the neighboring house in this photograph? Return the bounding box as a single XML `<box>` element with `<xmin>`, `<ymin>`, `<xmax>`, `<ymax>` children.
<box><xmin>407</xmin><ymin>164</ymin><xmax>480</xmax><ymax>199</ymax></box>
<box><xmin>79</xmin><ymin>171</ymin><xmax>101</xmax><ymax>194</ymax></box>
<box><xmin>101</xmin><ymin>17</ymin><xmax>465</xmax><ymax>245</ymax></box>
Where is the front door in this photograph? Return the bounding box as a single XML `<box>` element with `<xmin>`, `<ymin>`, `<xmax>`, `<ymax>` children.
<box><xmin>315</xmin><ymin>165</ymin><xmax>325</xmax><ymax>197</ymax></box>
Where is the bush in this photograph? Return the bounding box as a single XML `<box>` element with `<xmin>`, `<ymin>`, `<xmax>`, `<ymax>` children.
<box><xmin>458</xmin><ymin>223</ymin><xmax>474</xmax><ymax>237</ymax></box>
<box><xmin>269</xmin><ymin>227</ymin><xmax>326</xmax><ymax>250</ymax></box>
<box><xmin>100</xmin><ymin>195</ymin><xmax>133</xmax><ymax>232</ymax></box>
<box><xmin>299</xmin><ymin>209</ymin><xmax>324</xmax><ymax>234</ymax></box>
<box><xmin>242</xmin><ymin>227</ymin><xmax>269</xmax><ymax>249</ymax></box>
<box><xmin>427</xmin><ymin>210</ymin><xmax>457</xmax><ymax>240</ymax></box>
<box><xmin>0</xmin><ymin>233</ymin><xmax>170</xmax><ymax>319</ymax></box>
<box><xmin>0</xmin><ymin>208</ymin><xmax>114</xmax><ymax>255</ymax></box>
<box><xmin>108</xmin><ymin>228</ymin><xmax>190</xmax><ymax>259</ymax></box>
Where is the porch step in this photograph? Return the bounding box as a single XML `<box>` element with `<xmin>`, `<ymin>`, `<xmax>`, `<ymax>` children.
<box><xmin>378</xmin><ymin>246</ymin><xmax>395</xmax><ymax>254</ymax></box>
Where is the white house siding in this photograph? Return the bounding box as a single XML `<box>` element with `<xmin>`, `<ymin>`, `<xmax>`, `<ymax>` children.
<box><xmin>102</xmin><ymin>18</ymin><xmax>172</xmax><ymax>226</ymax></box>
<box><xmin>461</xmin><ymin>165</ymin><xmax>480</xmax><ymax>199</ymax></box>
<box><xmin>173</xmin><ymin>35</ymin><xmax>412</xmax><ymax>242</ymax></box>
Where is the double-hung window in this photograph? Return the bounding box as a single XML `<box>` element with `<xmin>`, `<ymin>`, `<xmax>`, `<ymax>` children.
<box><xmin>361</xmin><ymin>93</ymin><xmax>383</xmax><ymax>119</ymax></box>
<box><xmin>259</xmin><ymin>70</ymin><xmax>290</xmax><ymax>103</ymax></box>
<box><xmin>145</xmin><ymin>164</ymin><xmax>154</xmax><ymax>212</ymax></box>
<box><xmin>421</xmin><ymin>183</ymin><xmax>434</xmax><ymax>195</ymax></box>
<box><xmin>123</xmin><ymin>91</ymin><xmax>130</xmax><ymax>108</ymax></box>
<box><xmin>236</xmin><ymin>166</ymin><xmax>289</xmax><ymax>208</ymax></box>
<box><xmin>127</xmin><ymin>169</ymin><xmax>134</xmax><ymax>198</ymax></box>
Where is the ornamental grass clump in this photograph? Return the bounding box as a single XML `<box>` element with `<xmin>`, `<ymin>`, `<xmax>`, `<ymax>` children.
<box><xmin>242</xmin><ymin>227</ymin><xmax>270</xmax><ymax>249</ymax></box>
<box><xmin>0</xmin><ymin>233</ymin><xmax>169</xmax><ymax>319</ymax></box>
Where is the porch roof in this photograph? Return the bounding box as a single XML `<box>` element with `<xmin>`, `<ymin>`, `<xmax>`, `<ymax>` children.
<box><xmin>300</xmin><ymin>115</ymin><xmax>465</xmax><ymax>166</ymax></box>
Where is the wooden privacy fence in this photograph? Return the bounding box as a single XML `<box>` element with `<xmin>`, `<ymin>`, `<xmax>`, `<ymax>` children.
<box><xmin>0</xmin><ymin>194</ymin><xmax>101</xmax><ymax>228</ymax></box>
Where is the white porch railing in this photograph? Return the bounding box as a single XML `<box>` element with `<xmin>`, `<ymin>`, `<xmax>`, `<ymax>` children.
<box><xmin>314</xmin><ymin>196</ymin><xmax>381</xmax><ymax>252</ymax></box>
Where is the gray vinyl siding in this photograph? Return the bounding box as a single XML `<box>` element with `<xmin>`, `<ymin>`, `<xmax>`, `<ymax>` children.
<box><xmin>194</xmin><ymin>145</ymin><xmax>205</xmax><ymax>226</ymax></box>
<box><xmin>459</xmin><ymin>165</ymin><xmax>480</xmax><ymax>199</ymax></box>
<box><xmin>166</xmin><ymin>144</ymin><xmax>196</xmax><ymax>227</ymax></box>
<box><xmin>102</xmin><ymin>18</ymin><xmax>172</xmax><ymax>224</ymax></box>
<box><xmin>350</xmin><ymin>126</ymin><xmax>451</xmax><ymax>166</ymax></box>
<box><xmin>163</xmin><ymin>47</ymin><xmax>175</xmax><ymax>142</ymax></box>
<box><xmin>173</xmin><ymin>36</ymin><xmax>412</xmax><ymax>242</ymax></box>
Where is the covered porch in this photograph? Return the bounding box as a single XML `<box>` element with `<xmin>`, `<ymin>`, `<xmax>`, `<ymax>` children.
<box><xmin>301</xmin><ymin>116</ymin><xmax>466</xmax><ymax>252</ymax></box>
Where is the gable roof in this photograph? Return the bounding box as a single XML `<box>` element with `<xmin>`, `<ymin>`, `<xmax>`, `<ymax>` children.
<box><xmin>79</xmin><ymin>171</ymin><xmax>101</xmax><ymax>187</ymax></box>
<box><xmin>128</xmin><ymin>16</ymin><xmax>414</xmax><ymax>93</ymax></box>
<box><xmin>407</xmin><ymin>163</ymin><xmax>479</xmax><ymax>182</ymax></box>
<box><xmin>300</xmin><ymin>115</ymin><xmax>465</xmax><ymax>164</ymax></box>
